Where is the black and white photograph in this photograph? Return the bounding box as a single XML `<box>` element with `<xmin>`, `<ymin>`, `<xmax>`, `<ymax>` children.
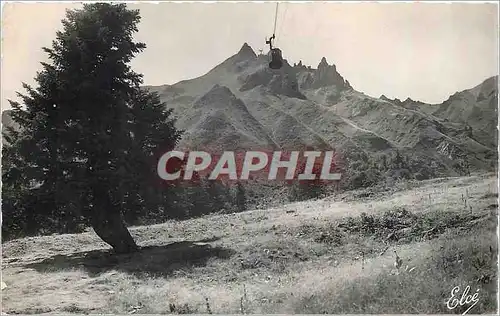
<box><xmin>1</xmin><ymin>1</ymin><xmax>498</xmax><ymax>314</ymax></box>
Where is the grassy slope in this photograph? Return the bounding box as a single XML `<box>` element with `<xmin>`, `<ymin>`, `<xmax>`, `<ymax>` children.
<box><xmin>1</xmin><ymin>173</ymin><xmax>498</xmax><ymax>314</ymax></box>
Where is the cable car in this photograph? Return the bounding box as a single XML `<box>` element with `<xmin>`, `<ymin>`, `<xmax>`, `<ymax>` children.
<box><xmin>266</xmin><ymin>34</ymin><xmax>283</xmax><ymax>70</ymax></box>
<box><xmin>269</xmin><ymin>48</ymin><xmax>283</xmax><ymax>69</ymax></box>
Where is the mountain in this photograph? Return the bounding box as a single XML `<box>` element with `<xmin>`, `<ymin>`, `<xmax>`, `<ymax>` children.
<box><xmin>3</xmin><ymin>43</ymin><xmax>498</xmax><ymax>178</ymax></box>
<box><xmin>143</xmin><ymin>43</ymin><xmax>497</xmax><ymax>173</ymax></box>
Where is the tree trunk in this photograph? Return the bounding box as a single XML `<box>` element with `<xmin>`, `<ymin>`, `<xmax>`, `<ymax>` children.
<box><xmin>90</xmin><ymin>186</ymin><xmax>138</xmax><ymax>254</ymax></box>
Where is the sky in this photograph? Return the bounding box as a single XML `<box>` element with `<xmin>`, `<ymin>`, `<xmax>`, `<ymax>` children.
<box><xmin>1</xmin><ymin>1</ymin><xmax>498</xmax><ymax>111</ymax></box>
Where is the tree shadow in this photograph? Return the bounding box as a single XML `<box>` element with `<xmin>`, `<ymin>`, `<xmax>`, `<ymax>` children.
<box><xmin>24</xmin><ymin>236</ymin><xmax>235</xmax><ymax>278</ymax></box>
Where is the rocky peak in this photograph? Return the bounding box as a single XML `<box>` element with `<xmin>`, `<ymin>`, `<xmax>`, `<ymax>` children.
<box><xmin>236</xmin><ymin>42</ymin><xmax>257</xmax><ymax>59</ymax></box>
<box><xmin>298</xmin><ymin>56</ymin><xmax>346</xmax><ymax>90</ymax></box>
<box><xmin>319</xmin><ymin>57</ymin><xmax>328</xmax><ymax>68</ymax></box>
<box><xmin>293</xmin><ymin>60</ymin><xmax>308</xmax><ymax>71</ymax></box>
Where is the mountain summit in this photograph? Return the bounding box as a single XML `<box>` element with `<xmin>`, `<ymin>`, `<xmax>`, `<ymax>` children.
<box><xmin>237</xmin><ymin>42</ymin><xmax>256</xmax><ymax>59</ymax></box>
<box><xmin>295</xmin><ymin>56</ymin><xmax>350</xmax><ymax>91</ymax></box>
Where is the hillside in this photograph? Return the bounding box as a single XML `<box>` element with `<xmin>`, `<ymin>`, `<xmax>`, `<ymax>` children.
<box><xmin>2</xmin><ymin>174</ymin><xmax>497</xmax><ymax>314</ymax></box>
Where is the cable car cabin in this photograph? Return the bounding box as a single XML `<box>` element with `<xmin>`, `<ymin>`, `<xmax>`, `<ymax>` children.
<box><xmin>269</xmin><ymin>48</ymin><xmax>283</xmax><ymax>69</ymax></box>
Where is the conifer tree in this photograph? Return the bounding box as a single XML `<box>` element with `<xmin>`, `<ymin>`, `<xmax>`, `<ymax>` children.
<box><xmin>2</xmin><ymin>3</ymin><xmax>182</xmax><ymax>252</ymax></box>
